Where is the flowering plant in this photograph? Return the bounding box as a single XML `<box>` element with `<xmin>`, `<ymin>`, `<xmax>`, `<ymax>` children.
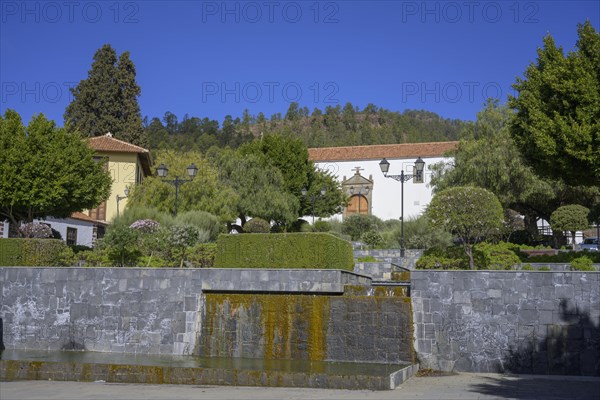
<box><xmin>19</xmin><ymin>222</ymin><xmax>53</xmax><ymax>239</ymax></box>
<box><xmin>129</xmin><ymin>219</ymin><xmax>160</xmax><ymax>233</ymax></box>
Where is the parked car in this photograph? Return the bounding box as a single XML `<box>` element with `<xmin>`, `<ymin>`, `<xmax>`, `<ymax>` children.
<box><xmin>580</xmin><ymin>237</ymin><xmax>599</xmax><ymax>252</ymax></box>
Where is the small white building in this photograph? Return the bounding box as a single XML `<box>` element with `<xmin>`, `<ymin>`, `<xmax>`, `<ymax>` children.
<box><xmin>308</xmin><ymin>141</ymin><xmax>458</xmax><ymax>221</ymax></box>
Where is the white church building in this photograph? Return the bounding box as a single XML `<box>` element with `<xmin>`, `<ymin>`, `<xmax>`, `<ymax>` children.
<box><xmin>308</xmin><ymin>141</ymin><xmax>458</xmax><ymax>221</ymax></box>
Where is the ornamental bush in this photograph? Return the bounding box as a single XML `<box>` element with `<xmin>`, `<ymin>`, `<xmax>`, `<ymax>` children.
<box><xmin>175</xmin><ymin>210</ymin><xmax>221</xmax><ymax>241</ymax></box>
<box><xmin>215</xmin><ymin>233</ymin><xmax>354</xmax><ymax>270</ymax></box>
<box><xmin>570</xmin><ymin>256</ymin><xmax>595</xmax><ymax>271</ymax></box>
<box><xmin>0</xmin><ymin>238</ymin><xmax>70</xmax><ymax>266</ymax></box>
<box><xmin>243</xmin><ymin>218</ymin><xmax>271</xmax><ymax>233</ymax></box>
<box><xmin>129</xmin><ymin>219</ymin><xmax>160</xmax><ymax>233</ymax></box>
<box><xmin>473</xmin><ymin>242</ymin><xmax>521</xmax><ymax>270</ymax></box>
<box><xmin>313</xmin><ymin>220</ymin><xmax>331</xmax><ymax>232</ymax></box>
<box><xmin>18</xmin><ymin>222</ymin><xmax>53</xmax><ymax>239</ymax></box>
<box><xmin>361</xmin><ymin>230</ymin><xmax>385</xmax><ymax>248</ymax></box>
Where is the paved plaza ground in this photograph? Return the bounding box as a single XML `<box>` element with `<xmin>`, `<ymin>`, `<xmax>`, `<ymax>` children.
<box><xmin>2</xmin><ymin>373</ymin><xmax>599</xmax><ymax>399</ymax></box>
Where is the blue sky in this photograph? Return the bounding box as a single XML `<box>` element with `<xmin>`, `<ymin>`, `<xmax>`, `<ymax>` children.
<box><xmin>1</xmin><ymin>1</ymin><xmax>599</xmax><ymax>126</ymax></box>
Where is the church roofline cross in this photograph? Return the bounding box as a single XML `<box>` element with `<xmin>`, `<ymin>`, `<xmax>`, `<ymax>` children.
<box><xmin>353</xmin><ymin>166</ymin><xmax>364</xmax><ymax>175</ymax></box>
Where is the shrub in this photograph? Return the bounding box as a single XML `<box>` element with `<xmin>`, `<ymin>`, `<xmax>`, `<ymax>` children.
<box><xmin>361</xmin><ymin>230</ymin><xmax>385</xmax><ymax>248</ymax></box>
<box><xmin>342</xmin><ymin>214</ymin><xmax>383</xmax><ymax>241</ymax></box>
<box><xmin>97</xmin><ymin>225</ymin><xmax>141</xmax><ymax>267</ymax></box>
<box><xmin>401</xmin><ymin>216</ymin><xmax>453</xmax><ymax>250</ymax></box>
<box><xmin>18</xmin><ymin>222</ymin><xmax>53</xmax><ymax>239</ymax></box>
<box><xmin>112</xmin><ymin>205</ymin><xmax>174</xmax><ymax>228</ymax></box>
<box><xmin>56</xmin><ymin>246</ymin><xmax>78</xmax><ymax>267</ymax></box>
<box><xmin>79</xmin><ymin>248</ymin><xmax>111</xmax><ymax>267</ymax></box>
<box><xmin>327</xmin><ymin>231</ymin><xmax>352</xmax><ymax>242</ymax></box>
<box><xmin>570</xmin><ymin>256</ymin><xmax>595</xmax><ymax>271</ymax></box>
<box><xmin>0</xmin><ymin>238</ymin><xmax>70</xmax><ymax>266</ymax></box>
<box><xmin>130</xmin><ymin>219</ymin><xmax>160</xmax><ymax>233</ymax></box>
<box><xmin>313</xmin><ymin>220</ymin><xmax>331</xmax><ymax>232</ymax></box>
<box><xmin>175</xmin><ymin>210</ymin><xmax>221</xmax><ymax>241</ymax></box>
<box><xmin>473</xmin><ymin>242</ymin><xmax>521</xmax><ymax>270</ymax></box>
<box><xmin>416</xmin><ymin>255</ymin><xmax>467</xmax><ymax>270</ymax></box>
<box><xmin>187</xmin><ymin>243</ymin><xmax>217</xmax><ymax>268</ymax></box>
<box><xmin>215</xmin><ymin>233</ymin><xmax>354</xmax><ymax>271</ymax></box>
<box><xmin>521</xmin><ymin>264</ymin><xmax>534</xmax><ymax>271</ymax></box>
<box><xmin>164</xmin><ymin>225</ymin><xmax>208</xmax><ymax>267</ymax></box>
<box><xmin>70</xmin><ymin>244</ymin><xmax>92</xmax><ymax>253</ymax></box>
<box><xmin>243</xmin><ymin>218</ymin><xmax>271</xmax><ymax>233</ymax></box>
<box><xmin>538</xmin><ymin>266</ymin><xmax>551</xmax><ymax>271</ymax></box>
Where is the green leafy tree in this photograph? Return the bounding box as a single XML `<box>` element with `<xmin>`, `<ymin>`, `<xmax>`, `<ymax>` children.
<box><xmin>239</xmin><ymin>134</ymin><xmax>345</xmax><ymax>219</ymax></box>
<box><xmin>0</xmin><ymin>110</ymin><xmax>112</xmax><ymax>231</ymax></box>
<box><xmin>65</xmin><ymin>44</ymin><xmax>146</xmax><ymax>146</ymax></box>
<box><xmin>550</xmin><ymin>205</ymin><xmax>590</xmax><ymax>247</ymax></box>
<box><xmin>209</xmin><ymin>149</ymin><xmax>299</xmax><ymax>228</ymax></box>
<box><xmin>509</xmin><ymin>21</ymin><xmax>600</xmax><ymax>186</ymax></box>
<box><xmin>426</xmin><ymin>187</ymin><xmax>504</xmax><ymax>270</ymax></box>
<box><xmin>431</xmin><ymin>100</ymin><xmax>599</xmax><ymax>236</ymax></box>
<box><xmin>342</xmin><ymin>214</ymin><xmax>383</xmax><ymax>241</ymax></box>
<box><xmin>126</xmin><ymin>150</ymin><xmax>238</xmax><ymax>221</ymax></box>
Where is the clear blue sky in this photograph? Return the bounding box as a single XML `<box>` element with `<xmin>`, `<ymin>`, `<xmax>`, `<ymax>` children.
<box><xmin>1</xmin><ymin>1</ymin><xmax>598</xmax><ymax>126</ymax></box>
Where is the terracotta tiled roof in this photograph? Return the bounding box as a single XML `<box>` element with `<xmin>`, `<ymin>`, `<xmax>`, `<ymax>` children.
<box><xmin>70</xmin><ymin>212</ymin><xmax>108</xmax><ymax>225</ymax></box>
<box><xmin>86</xmin><ymin>134</ymin><xmax>152</xmax><ymax>176</ymax></box>
<box><xmin>308</xmin><ymin>141</ymin><xmax>458</xmax><ymax>162</ymax></box>
<box><xmin>87</xmin><ymin>134</ymin><xmax>150</xmax><ymax>154</ymax></box>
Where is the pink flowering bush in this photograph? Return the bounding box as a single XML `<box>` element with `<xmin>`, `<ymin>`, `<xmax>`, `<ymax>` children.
<box><xmin>18</xmin><ymin>222</ymin><xmax>53</xmax><ymax>239</ymax></box>
<box><xmin>129</xmin><ymin>219</ymin><xmax>160</xmax><ymax>233</ymax></box>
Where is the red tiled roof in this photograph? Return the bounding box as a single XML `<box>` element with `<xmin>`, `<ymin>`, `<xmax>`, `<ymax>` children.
<box><xmin>86</xmin><ymin>134</ymin><xmax>152</xmax><ymax>176</ymax></box>
<box><xmin>308</xmin><ymin>141</ymin><xmax>458</xmax><ymax>162</ymax></box>
<box><xmin>70</xmin><ymin>212</ymin><xmax>108</xmax><ymax>225</ymax></box>
<box><xmin>87</xmin><ymin>135</ymin><xmax>150</xmax><ymax>154</ymax></box>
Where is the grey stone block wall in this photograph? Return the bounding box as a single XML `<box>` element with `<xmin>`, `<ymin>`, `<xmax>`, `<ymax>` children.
<box><xmin>354</xmin><ymin>249</ymin><xmax>423</xmax><ymax>270</ymax></box>
<box><xmin>411</xmin><ymin>270</ymin><xmax>600</xmax><ymax>376</ymax></box>
<box><xmin>0</xmin><ymin>267</ymin><xmax>370</xmax><ymax>355</ymax></box>
<box><xmin>198</xmin><ymin>293</ymin><xmax>414</xmax><ymax>364</ymax></box>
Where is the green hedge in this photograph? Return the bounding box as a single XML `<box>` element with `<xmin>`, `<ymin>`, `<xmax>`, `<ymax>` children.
<box><xmin>214</xmin><ymin>233</ymin><xmax>354</xmax><ymax>271</ymax></box>
<box><xmin>0</xmin><ymin>238</ymin><xmax>70</xmax><ymax>266</ymax></box>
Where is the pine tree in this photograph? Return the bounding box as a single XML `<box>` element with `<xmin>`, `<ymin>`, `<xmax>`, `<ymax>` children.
<box><xmin>64</xmin><ymin>44</ymin><xmax>146</xmax><ymax>146</ymax></box>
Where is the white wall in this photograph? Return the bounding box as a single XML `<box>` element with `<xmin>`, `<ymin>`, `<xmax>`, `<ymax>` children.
<box><xmin>38</xmin><ymin>218</ymin><xmax>96</xmax><ymax>247</ymax></box>
<box><xmin>315</xmin><ymin>156</ymin><xmax>451</xmax><ymax>221</ymax></box>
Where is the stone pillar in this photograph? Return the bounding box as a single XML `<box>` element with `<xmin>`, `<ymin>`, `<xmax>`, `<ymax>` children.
<box><xmin>0</xmin><ymin>317</ymin><xmax>5</xmax><ymax>351</ymax></box>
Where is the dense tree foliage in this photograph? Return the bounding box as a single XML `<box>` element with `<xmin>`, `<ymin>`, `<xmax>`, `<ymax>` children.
<box><xmin>550</xmin><ymin>205</ymin><xmax>590</xmax><ymax>246</ymax></box>
<box><xmin>65</xmin><ymin>44</ymin><xmax>146</xmax><ymax>146</ymax></box>
<box><xmin>238</xmin><ymin>134</ymin><xmax>346</xmax><ymax>219</ymax></box>
<box><xmin>143</xmin><ymin>104</ymin><xmax>465</xmax><ymax>152</ymax></box>
<box><xmin>431</xmin><ymin>100</ymin><xmax>600</xmax><ymax>236</ymax></box>
<box><xmin>426</xmin><ymin>187</ymin><xmax>504</xmax><ymax>269</ymax></box>
<box><xmin>126</xmin><ymin>150</ymin><xmax>238</xmax><ymax>221</ymax></box>
<box><xmin>208</xmin><ymin>148</ymin><xmax>299</xmax><ymax>228</ymax></box>
<box><xmin>509</xmin><ymin>21</ymin><xmax>600</xmax><ymax>186</ymax></box>
<box><xmin>0</xmin><ymin>110</ymin><xmax>112</xmax><ymax>229</ymax></box>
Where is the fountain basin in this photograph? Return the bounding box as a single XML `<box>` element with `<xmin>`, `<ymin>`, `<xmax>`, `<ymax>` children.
<box><xmin>0</xmin><ymin>349</ymin><xmax>418</xmax><ymax>390</ymax></box>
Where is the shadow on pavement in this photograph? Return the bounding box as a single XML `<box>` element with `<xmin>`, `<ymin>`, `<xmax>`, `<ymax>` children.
<box><xmin>469</xmin><ymin>374</ymin><xmax>600</xmax><ymax>400</ymax></box>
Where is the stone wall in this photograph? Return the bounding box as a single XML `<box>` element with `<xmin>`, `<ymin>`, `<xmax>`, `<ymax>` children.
<box><xmin>198</xmin><ymin>290</ymin><xmax>414</xmax><ymax>364</ymax></box>
<box><xmin>0</xmin><ymin>267</ymin><xmax>369</xmax><ymax>355</ymax></box>
<box><xmin>411</xmin><ymin>270</ymin><xmax>600</xmax><ymax>376</ymax></box>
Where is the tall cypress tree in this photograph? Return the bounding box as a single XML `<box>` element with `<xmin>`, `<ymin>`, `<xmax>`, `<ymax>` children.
<box><xmin>64</xmin><ymin>44</ymin><xmax>146</xmax><ymax>146</ymax></box>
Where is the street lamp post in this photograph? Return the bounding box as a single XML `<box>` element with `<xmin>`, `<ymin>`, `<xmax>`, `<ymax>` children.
<box><xmin>379</xmin><ymin>157</ymin><xmax>425</xmax><ymax>258</ymax></box>
<box><xmin>349</xmin><ymin>185</ymin><xmax>370</xmax><ymax>215</ymax></box>
<box><xmin>156</xmin><ymin>163</ymin><xmax>198</xmax><ymax>216</ymax></box>
<box><xmin>116</xmin><ymin>187</ymin><xmax>130</xmax><ymax>217</ymax></box>
<box><xmin>302</xmin><ymin>187</ymin><xmax>326</xmax><ymax>224</ymax></box>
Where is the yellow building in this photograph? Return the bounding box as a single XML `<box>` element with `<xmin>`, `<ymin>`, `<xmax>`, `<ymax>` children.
<box><xmin>86</xmin><ymin>133</ymin><xmax>152</xmax><ymax>223</ymax></box>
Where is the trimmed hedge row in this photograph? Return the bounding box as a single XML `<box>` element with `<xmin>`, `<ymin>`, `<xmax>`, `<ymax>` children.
<box><xmin>0</xmin><ymin>238</ymin><xmax>69</xmax><ymax>266</ymax></box>
<box><xmin>215</xmin><ymin>233</ymin><xmax>354</xmax><ymax>271</ymax></box>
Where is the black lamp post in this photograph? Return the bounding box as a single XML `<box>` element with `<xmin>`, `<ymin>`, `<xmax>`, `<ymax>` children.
<box><xmin>302</xmin><ymin>187</ymin><xmax>326</xmax><ymax>224</ymax></box>
<box><xmin>349</xmin><ymin>185</ymin><xmax>370</xmax><ymax>215</ymax></box>
<box><xmin>156</xmin><ymin>163</ymin><xmax>198</xmax><ymax>216</ymax></box>
<box><xmin>116</xmin><ymin>187</ymin><xmax>130</xmax><ymax>217</ymax></box>
<box><xmin>379</xmin><ymin>157</ymin><xmax>425</xmax><ymax>257</ymax></box>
